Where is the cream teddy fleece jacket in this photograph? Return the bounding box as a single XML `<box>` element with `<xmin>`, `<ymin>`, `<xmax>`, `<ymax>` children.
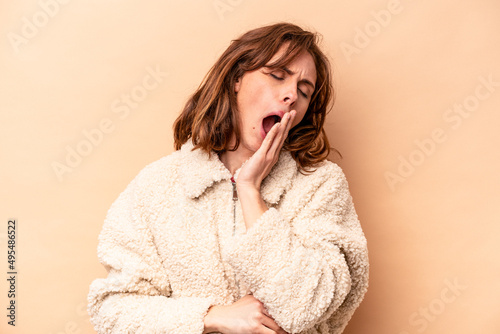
<box><xmin>87</xmin><ymin>139</ymin><xmax>369</xmax><ymax>334</ymax></box>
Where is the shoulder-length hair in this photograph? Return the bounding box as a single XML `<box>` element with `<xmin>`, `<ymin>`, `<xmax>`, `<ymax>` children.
<box><xmin>173</xmin><ymin>22</ymin><xmax>340</xmax><ymax>172</ymax></box>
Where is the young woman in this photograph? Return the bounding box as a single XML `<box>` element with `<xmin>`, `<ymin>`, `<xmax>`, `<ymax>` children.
<box><xmin>88</xmin><ymin>22</ymin><xmax>369</xmax><ymax>334</ymax></box>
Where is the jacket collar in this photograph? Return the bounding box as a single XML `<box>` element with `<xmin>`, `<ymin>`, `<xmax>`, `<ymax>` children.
<box><xmin>179</xmin><ymin>139</ymin><xmax>297</xmax><ymax>204</ymax></box>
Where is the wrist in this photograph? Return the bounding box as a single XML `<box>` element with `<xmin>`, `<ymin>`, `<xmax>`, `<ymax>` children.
<box><xmin>236</xmin><ymin>185</ymin><xmax>264</xmax><ymax>207</ymax></box>
<box><xmin>236</xmin><ymin>182</ymin><xmax>260</xmax><ymax>194</ymax></box>
<box><xmin>203</xmin><ymin>305</ymin><xmax>221</xmax><ymax>334</ymax></box>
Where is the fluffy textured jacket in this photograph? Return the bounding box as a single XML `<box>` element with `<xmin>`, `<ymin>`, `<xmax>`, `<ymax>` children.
<box><xmin>87</xmin><ymin>139</ymin><xmax>369</xmax><ymax>334</ymax></box>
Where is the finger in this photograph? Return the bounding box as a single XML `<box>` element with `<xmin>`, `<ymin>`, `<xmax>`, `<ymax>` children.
<box><xmin>282</xmin><ymin>110</ymin><xmax>296</xmax><ymax>139</ymax></box>
<box><xmin>262</xmin><ymin>320</ymin><xmax>290</xmax><ymax>334</ymax></box>
<box><xmin>261</xmin><ymin>316</ymin><xmax>283</xmax><ymax>334</ymax></box>
<box><xmin>277</xmin><ymin>110</ymin><xmax>296</xmax><ymax>144</ymax></box>
<box><xmin>260</xmin><ymin>121</ymin><xmax>281</xmax><ymax>154</ymax></box>
<box><xmin>261</xmin><ymin>326</ymin><xmax>279</xmax><ymax>334</ymax></box>
<box><xmin>268</xmin><ymin>110</ymin><xmax>295</xmax><ymax>156</ymax></box>
<box><xmin>267</xmin><ymin>112</ymin><xmax>289</xmax><ymax>153</ymax></box>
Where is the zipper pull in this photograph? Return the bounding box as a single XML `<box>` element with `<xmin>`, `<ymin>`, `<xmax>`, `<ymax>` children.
<box><xmin>231</xmin><ymin>176</ymin><xmax>238</xmax><ymax>201</ymax></box>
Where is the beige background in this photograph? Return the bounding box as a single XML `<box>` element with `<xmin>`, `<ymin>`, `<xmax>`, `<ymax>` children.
<box><xmin>1</xmin><ymin>0</ymin><xmax>499</xmax><ymax>333</ymax></box>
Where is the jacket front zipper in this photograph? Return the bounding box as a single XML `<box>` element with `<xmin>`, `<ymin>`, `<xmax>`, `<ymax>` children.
<box><xmin>230</xmin><ymin>177</ymin><xmax>240</xmax><ymax>295</ymax></box>
<box><xmin>231</xmin><ymin>177</ymin><xmax>238</xmax><ymax>236</ymax></box>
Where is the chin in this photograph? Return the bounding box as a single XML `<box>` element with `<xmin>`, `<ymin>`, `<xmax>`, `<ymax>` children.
<box><xmin>248</xmin><ymin>138</ymin><xmax>264</xmax><ymax>153</ymax></box>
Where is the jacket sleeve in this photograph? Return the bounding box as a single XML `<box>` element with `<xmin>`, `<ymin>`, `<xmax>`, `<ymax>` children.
<box><xmin>222</xmin><ymin>164</ymin><xmax>369</xmax><ymax>334</ymax></box>
<box><xmin>87</xmin><ymin>171</ymin><xmax>216</xmax><ymax>334</ymax></box>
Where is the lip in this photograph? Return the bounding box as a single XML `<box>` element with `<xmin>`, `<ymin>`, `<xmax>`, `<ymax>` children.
<box><xmin>260</xmin><ymin>110</ymin><xmax>286</xmax><ymax>139</ymax></box>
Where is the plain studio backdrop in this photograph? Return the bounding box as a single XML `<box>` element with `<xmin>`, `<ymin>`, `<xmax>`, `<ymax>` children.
<box><xmin>1</xmin><ymin>1</ymin><xmax>499</xmax><ymax>333</ymax></box>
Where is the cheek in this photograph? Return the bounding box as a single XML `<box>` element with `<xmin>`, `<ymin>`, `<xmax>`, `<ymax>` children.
<box><xmin>291</xmin><ymin>113</ymin><xmax>305</xmax><ymax>128</ymax></box>
<box><xmin>292</xmin><ymin>105</ymin><xmax>309</xmax><ymax>128</ymax></box>
<box><xmin>239</xmin><ymin>82</ymin><xmax>267</xmax><ymax>110</ymax></box>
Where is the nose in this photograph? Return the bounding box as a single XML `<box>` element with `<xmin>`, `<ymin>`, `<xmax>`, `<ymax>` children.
<box><xmin>282</xmin><ymin>84</ymin><xmax>297</xmax><ymax>106</ymax></box>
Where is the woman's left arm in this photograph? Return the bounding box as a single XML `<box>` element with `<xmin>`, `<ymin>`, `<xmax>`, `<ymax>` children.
<box><xmin>224</xmin><ymin>165</ymin><xmax>369</xmax><ymax>333</ymax></box>
<box><xmin>228</xmin><ymin>111</ymin><xmax>369</xmax><ymax>333</ymax></box>
<box><xmin>234</xmin><ymin>110</ymin><xmax>293</xmax><ymax>230</ymax></box>
<box><xmin>226</xmin><ymin>166</ymin><xmax>369</xmax><ymax>334</ymax></box>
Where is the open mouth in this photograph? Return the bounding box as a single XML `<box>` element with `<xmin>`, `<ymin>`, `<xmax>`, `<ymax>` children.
<box><xmin>262</xmin><ymin>115</ymin><xmax>282</xmax><ymax>134</ymax></box>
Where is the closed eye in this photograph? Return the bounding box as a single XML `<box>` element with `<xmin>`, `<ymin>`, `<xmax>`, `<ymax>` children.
<box><xmin>269</xmin><ymin>73</ymin><xmax>308</xmax><ymax>99</ymax></box>
<box><xmin>270</xmin><ymin>73</ymin><xmax>284</xmax><ymax>80</ymax></box>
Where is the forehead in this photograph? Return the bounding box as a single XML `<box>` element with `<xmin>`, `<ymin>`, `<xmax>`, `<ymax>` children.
<box><xmin>267</xmin><ymin>46</ymin><xmax>317</xmax><ymax>84</ymax></box>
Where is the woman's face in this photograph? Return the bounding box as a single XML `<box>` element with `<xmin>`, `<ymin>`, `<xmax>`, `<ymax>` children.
<box><xmin>233</xmin><ymin>47</ymin><xmax>317</xmax><ymax>155</ymax></box>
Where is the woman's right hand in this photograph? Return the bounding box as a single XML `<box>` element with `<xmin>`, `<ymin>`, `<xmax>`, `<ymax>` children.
<box><xmin>203</xmin><ymin>294</ymin><xmax>289</xmax><ymax>334</ymax></box>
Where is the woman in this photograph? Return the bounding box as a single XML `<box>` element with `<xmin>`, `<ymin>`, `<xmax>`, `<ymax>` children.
<box><xmin>88</xmin><ymin>22</ymin><xmax>369</xmax><ymax>334</ymax></box>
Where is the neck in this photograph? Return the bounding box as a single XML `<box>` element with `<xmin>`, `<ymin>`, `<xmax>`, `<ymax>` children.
<box><xmin>219</xmin><ymin>149</ymin><xmax>250</xmax><ymax>176</ymax></box>
<box><xmin>219</xmin><ymin>137</ymin><xmax>253</xmax><ymax>176</ymax></box>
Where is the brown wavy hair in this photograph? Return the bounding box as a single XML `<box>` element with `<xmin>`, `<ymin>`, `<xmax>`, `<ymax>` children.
<box><xmin>173</xmin><ymin>22</ymin><xmax>340</xmax><ymax>172</ymax></box>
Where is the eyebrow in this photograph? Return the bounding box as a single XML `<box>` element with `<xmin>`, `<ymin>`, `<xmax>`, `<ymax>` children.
<box><xmin>283</xmin><ymin>67</ymin><xmax>316</xmax><ymax>90</ymax></box>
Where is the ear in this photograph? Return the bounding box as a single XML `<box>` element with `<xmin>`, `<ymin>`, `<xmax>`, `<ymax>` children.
<box><xmin>234</xmin><ymin>77</ymin><xmax>241</xmax><ymax>93</ymax></box>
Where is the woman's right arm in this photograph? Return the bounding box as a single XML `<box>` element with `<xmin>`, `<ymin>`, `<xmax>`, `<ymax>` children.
<box><xmin>88</xmin><ymin>160</ymin><xmax>289</xmax><ymax>333</ymax></box>
<box><xmin>87</xmin><ymin>169</ymin><xmax>216</xmax><ymax>333</ymax></box>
